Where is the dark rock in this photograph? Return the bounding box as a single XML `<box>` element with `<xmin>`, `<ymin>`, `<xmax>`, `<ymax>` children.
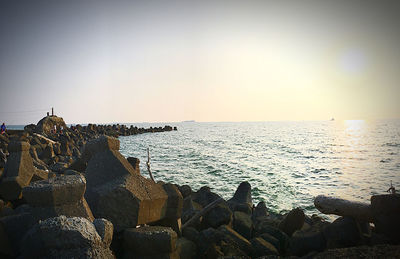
<box><xmin>254</xmin><ymin>224</ymin><xmax>289</xmax><ymax>253</ymax></box>
<box><xmin>228</xmin><ymin>182</ymin><xmax>253</xmax><ymax>214</ymax></box>
<box><xmin>0</xmin><ymin>213</ymin><xmax>35</xmax><ymax>257</ymax></box>
<box><xmin>192</xmin><ymin>186</ymin><xmax>221</xmax><ymax>208</ymax></box>
<box><xmin>288</xmin><ymin>230</ymin><xmax>326</xmax><ymax>256</ymax></box>
<box><xmin>93</xmin><ymin>218</ymin><xmax>114</xmax><ymax>247</ymax></box>
<box><xmin>371</xmin><ymin>194</ymin><xmax>400</xmax><ymax>243</ymax></box>
<box><xmin>123</xmin><ymin>226</ymin><xmax>177</xmax><ymax>256</ymax></box>
<box><xmin>176</xmin><ymin>237</ymin><xmax>196</xmax><ymax>259</ymax></box>
<box><xmin>182</xmin><ymin>227</ymin><xmax>200</xmax><ymax>243</ymax></box>
<box><xmin>278</xmin><ymin>207</ymin><xmax>305</xmax><ymax>236</ymax></box>
<box><xmin>250</xmin><ymin>237</ymin><xmax>279</xmax><ymax>257</ymax></box>
<box><xmin>253</xmin><ymin>201</ymin><xmax>269</xmax><ymax>219</ymax></box>
<box><xmin>323</xmin><ymin>216</ymin><xmax>362</xmax><ymax>249</ymax></box>
<box><xmin>233</xmin><ymin>211</ymin><xmax>253</xmax><ymax>239</ymax></box>
<box><xmin>202</xmin><ymin>201</ymin><xmax>233</xmax><ymax>229</ymax></box>
<box><xmin>178</xmin><ymin>185</ymin><xmax>192</xmax><ymax>199</ymax></box>
<box><xmin>218</xmin><ymin>225</ymin><xmax>252</xmax><ymax>255</ymax></box>
<box><xmin>127</xmin><ymin>157</ymin><xmax>140</xmax><ymax>174</ymax></box>
<box><xmin>259</xmin><ymin>233</ymin><xmax>280</xmax><ymax>252</ymax></box>
<box><xmin>20</xmin><ymin>216</ymin><xmax>114</xmax><ymax>258</ymax></box>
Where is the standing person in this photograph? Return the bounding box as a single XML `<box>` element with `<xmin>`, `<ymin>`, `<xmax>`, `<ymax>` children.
<box><xmin>53</xmin><ymin>125</ymin><xmax>57</xmax><ymax>134</ymax></box>
<box><xmin>0</xmin><ymin>123</ymin><xmax>6</xmax><ymax>134</ymax></box>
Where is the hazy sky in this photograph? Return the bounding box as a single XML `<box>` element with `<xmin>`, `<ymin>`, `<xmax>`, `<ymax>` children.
<box><xmin>1</xmin><ymin>0</ymin><xmax>399</xmax><ymax>124</ymax></box>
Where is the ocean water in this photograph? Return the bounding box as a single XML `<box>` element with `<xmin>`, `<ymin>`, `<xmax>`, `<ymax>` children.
<box><xmin>119</xmin><ymin>120</ymin><xmax>400</xmax><ymax>217</ymax></box>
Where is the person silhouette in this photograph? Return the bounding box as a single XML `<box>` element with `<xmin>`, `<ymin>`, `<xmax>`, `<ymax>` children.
<box><xmin>0</xmin><ymin>123</ymin><xmax>6</xmax><ymax>134</ymax></box>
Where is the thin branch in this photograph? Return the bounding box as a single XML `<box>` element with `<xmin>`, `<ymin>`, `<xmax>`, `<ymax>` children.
<box><xmin>146</xmin><ymin>147</ymin><xmax>155</xmax><ymax>182</ymax></box>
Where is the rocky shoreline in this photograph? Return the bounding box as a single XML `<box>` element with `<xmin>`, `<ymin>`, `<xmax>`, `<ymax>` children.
<box><xmin>0</xmin><ymin>116</ymin><xmax>399</xmax><ymax>258</ymax></box>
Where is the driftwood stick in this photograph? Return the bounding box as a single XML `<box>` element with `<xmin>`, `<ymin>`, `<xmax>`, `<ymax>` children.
<box><xmin>314</xmin><ymin>195</ymin><xmax>373</xmax><ymax>222</ymax></box>
<box><xmin>182</xmin><ymin>197</ymin><xmax>224</xmax><ymax>229</ymax></box>
<box><xmin>146</xmin><ymin>147</ymin><xmax>155</xmax><ymax>182</ymax></box>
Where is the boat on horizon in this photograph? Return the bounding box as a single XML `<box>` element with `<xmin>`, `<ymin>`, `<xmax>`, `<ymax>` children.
<box><xmin>182</xmin><ymin>120</ymin><xmax>195</xmax><ymax>123</ymax></box>
<box><xmin>330</xmin><ymin>118</ymin><xmax>335</xmax><ymax>121</ymax></box>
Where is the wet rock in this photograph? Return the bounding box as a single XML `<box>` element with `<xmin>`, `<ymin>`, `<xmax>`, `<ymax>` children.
<box><xmin>22</xmin><ymin>174</ymin><xmax>94</xmax><ymax>221</ymax></box>
<box><xmin>371</xmin><ymin>194</ymin><xmax>400</xmax><ymax>243</ymax></box>
<box><xmin>278</xmin><ymin>207</ymin><xmax>305</xmax><ymax>236</ymax></box>
<box><xmin>323</xmin><ymin>216</ymin><xmax>362</xmax><ymax>248</ymax></box>
<box><xmin>233</xmin><ymin>211</ymin><xmax>253</xmax><ymax>239</ymax></box>
<box><xmin>123</xmin><ymin>226</ymin><xmax>177</xmax><ymax>258</ymax></box>
<box><xmin>0</xmin><ymin>141</ymin><xmax>35</xmax><ymax>201</ymax></box>
<box><xmin>227</xmin><ymin>182</ymin><xmax>253</xmax><ymax>214</ymax></box>
<box><xmin>250</xmin><ymin>237</ymin><xmax>279</xmax><ymax>257</ymax></box>
<box><xmin>20</xmin><ymin>216</ymin><xmax>114</xmax><ymax>258</ymax></box>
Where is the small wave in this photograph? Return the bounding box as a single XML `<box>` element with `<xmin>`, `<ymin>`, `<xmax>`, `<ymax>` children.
<box><xmin>311</xmin><ymin>168</ymin><xmax>326</xmax><ymax>173</ymax></box>
<box><xmin>380</xmin><ymin>158</ymin><xmax>392</xmax><ymax>163</ymax></box>
<box><xmin>384</xmin><ymin>143</ymin><xmax>400</xmax><ymax>147</ymax></box>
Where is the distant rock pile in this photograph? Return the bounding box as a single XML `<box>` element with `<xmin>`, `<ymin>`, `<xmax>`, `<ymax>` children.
<box><xmin>0</xmin><ymin>115</ymin><xmax>399</xmax><ymax>258</ymax></box>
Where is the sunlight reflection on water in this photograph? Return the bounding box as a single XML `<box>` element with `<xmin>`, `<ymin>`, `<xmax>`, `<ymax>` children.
<box><xmin>119</xmin><ymin>120</ymin><xmax>400</xmax><ymax>217</ymax></box>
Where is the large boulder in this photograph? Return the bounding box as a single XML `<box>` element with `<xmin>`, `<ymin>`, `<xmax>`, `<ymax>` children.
<box><xmin>22</xmin><ymin>174</ymin><xmax>94</xmax><ymax>221</ymax></box>
<box><xmin>233</xmin><ymin>211</ymin><xmax>253</xmax><ymax>239</ymax></box>
<box><xmin>371</xmin><ymin>194</ymin><xmax>400</xmax><ymax>243</ymax></box>
<box><xmin>202</xmin><ymin>201</ymin><xmax>233</xmax><ymax>229</ymax></box>
<box><xmin>123</xmin><ymin>226</ymin><xmax>178</xmax><ymax>258</ymax></box>
<box><xmin>0</xmin><ymin>141</ymin><xmax>35</xmax><ymax>201</ymax></box>
<box><xmin>227</xmin><ymin>182</ymin><xmax>253</xmax><ymax>214</ymax></box>
<box><xmin>278</xmin><ymin>207</ymin><xmax>305</xmax><ymax>236</ymax></box>
<box><xmin>35</xmin><ymin>115</ymin><xmax>67</xmax><ymax>135</ymax></box>
<box><xmin>323</xmin><ymin>216</ymin><xmax>362</xmax><ymax>248</ymax></box>
<box><xmin>20</xmin><ymin>216</ymin><xmax>114</xmax><ymax>258</ymax></box>
<box><xmin>84</xmin><ymin>136</ymin><xmax>182</xmax><ymax>231</ymax></box>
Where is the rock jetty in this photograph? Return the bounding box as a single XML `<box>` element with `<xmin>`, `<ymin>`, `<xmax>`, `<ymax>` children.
<box><xmin>0</xmin><ymin>115</ymin><xmax>399</xmax><ymax>258</ymax></box>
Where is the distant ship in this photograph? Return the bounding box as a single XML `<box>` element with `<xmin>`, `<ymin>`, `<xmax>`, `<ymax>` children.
<box><xmin>330</xmin><ymin>118</ymin><xmax>335</xmax><ymax>121</ymax></box>
<box><xmin>182</xmin><ymin>120</ymin><xmax>195</xmax><ymax>123</ymax></box>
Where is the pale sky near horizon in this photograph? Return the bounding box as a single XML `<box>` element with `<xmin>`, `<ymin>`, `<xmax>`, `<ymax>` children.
<box><xmin>0</xmin><ymin>0</ymin><xmax>399</xmax><ymax>124</ymax></box>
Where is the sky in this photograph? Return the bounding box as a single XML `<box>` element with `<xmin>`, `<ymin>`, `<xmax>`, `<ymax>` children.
<box><xmin>0</xmin><ymin>0</ymin><xmax>399</xmax><ymax>124</ymax></box>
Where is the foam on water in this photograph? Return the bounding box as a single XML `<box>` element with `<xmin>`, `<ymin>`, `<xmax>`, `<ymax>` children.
<box><xmin>119</xmin><ymin>120</ymin><xmax>400</xmax><ymax>216</ymax></box>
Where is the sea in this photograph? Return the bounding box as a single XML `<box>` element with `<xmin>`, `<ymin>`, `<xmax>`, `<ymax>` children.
<box><xmin>8</xmin><ymin>120</ymin><xmax>400</xmax><ymax>217</ymax></box>
<box><xmin>119</xmin><ymin>120</ymin><xmax>400</xmax><ymax>217</ymax></box>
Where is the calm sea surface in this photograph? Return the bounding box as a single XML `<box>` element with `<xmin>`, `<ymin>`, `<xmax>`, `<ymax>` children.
<box><xmin>119</xmin><ymin>120</ymin><xmax>400</xmax><ymax>216</ymax></box>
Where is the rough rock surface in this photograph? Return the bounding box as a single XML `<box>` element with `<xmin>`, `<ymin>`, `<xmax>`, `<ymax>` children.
<box><xmin>20</xmin><ymin>216</ymin><xmax>114</xmax><ymax>258</ymax></box>
<box><xmin>84</xmin><ymin>136</ymin><xmax>182</xmax><ymax>231</ymax></box>
<box><xmin>227</xmin><ymin>181</ymin><xmax>253</xmax><ymax>214</ymax></box>
<box><xmin>22</xmin><ymin>175</ymin><xmax>94</xmax><ymax>221</ymax></box>
<box><xmin>35</xmin><ymin>115</ymin><xmax>68</xmax><ymax>135</ymax></box>
<box><xmin>0</xmin><ymin>141</ymin><xmax>35</xmax><ymax>201</ymax></box>
<box><xmin>123</xmin><ymin>226</ymin><xmax>177</xmax><ymax>258</ymax></box>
